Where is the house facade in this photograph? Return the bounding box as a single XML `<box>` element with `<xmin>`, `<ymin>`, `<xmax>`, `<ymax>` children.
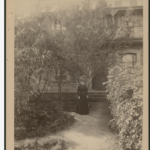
<box><xmin>91</xmin><ymin>0</ymin><xmax>143</xmax><ymax>91</ymax></box>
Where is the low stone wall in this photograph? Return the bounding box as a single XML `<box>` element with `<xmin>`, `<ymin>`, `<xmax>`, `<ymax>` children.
<box><xmin>29</xmin><ymin>92</ymin><xmax>79</xmax><ymax>112</ymax></box>
<box><xmin>29</xmin><ymin>91</ymin><xmax>107</xmax><ymax>112</ymax></box>
<box><xmin>40</xmin><ymin>92</ymin><xmax>78</xmax><ymax>102</ymax></box>
<box><xmin>30</xmin><ymin>91</ymin><xmax>107</xmax><ymax>102</ymax></box>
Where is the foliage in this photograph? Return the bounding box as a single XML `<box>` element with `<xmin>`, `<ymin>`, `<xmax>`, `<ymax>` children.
<box><xmin>105</xmin><ymin>63</ymin><xmax>143</xmax><ymax>150</ymax></box>
<box><xmin>15</xmin><ymin>138</ymin><xmax>68</xmax><ymax>150</ymax></box>
<box><xmin>15</xmin><ymin>0</ymin><xmax>137</xmax><ymax>94</ymax></box>
<box><xmin>15</xmin><ymin>14</ymin><xmax>56</xmax><ymax>114</ymax></box>
<box><xmin>15</xmin><ymin>101</ymin><xmax>75</xmax><ymax>140</ymax></box>
<box><xmin>15</xmin><ymin>8</ymin><xmax>77</xmax><ymax>142</ymax></box>
<box><xmin>55</xmin><ymin>0</ymin><xmax>134</xmax><ymax>87</ymax></box>
<box><xmin>15</xmin><ymin>12</ymin><xmax>79</xmax><ymax>101</ymax></box>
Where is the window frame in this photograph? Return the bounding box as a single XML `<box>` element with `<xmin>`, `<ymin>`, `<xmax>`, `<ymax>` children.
<box><xmin>120</xmin><ymin>53</ymin><xmax>137</xmax><ymax>65</ymax></box>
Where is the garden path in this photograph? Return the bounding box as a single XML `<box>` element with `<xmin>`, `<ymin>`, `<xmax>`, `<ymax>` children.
<box><xmin>15</xmin><ymin>102</ymin><xmax>118</xmax><ymax>150</ymax></box>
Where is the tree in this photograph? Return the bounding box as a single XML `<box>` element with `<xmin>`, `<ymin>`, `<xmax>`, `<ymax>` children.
<box><xmin>57</xmin><ymin>0</ymin><xmax>134</xmax><ymax>88</ymax></box>
<box><xmin>15</xmin><ymin>12</ymin><xmax>77</xmax><ymax>106</ymax></box>
<box><xmin>15</xmin><ymin>14</ymin><xmax>57</xmax><ymax>112</ymax></box>
<box><xmin>15</xmin><ymin>13</ymin><xmax>77</xmax><ymax>137</ymax></box>
<box><xmin>15</xmin><ymin>0</ymin><xmax>138</xmax><ymax>101</ymax></box>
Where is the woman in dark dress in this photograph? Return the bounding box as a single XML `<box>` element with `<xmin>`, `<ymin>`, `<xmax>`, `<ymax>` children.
<box><xmin>76</xmin><ymin>81</ymin><xmax>89</xmax><ymax>115</ymax></box>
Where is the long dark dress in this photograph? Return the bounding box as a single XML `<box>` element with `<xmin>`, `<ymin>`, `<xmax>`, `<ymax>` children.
<box><xmin>76</xmin><ymin>85</ymin><xmax>89</xmax><ymax>115</ymax></box>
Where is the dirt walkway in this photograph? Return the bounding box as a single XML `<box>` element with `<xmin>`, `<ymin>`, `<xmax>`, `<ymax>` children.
<box><xmin>15</xmin><ymin>102</ymin><xmax>118</xmax><ymax>150</ymax></box>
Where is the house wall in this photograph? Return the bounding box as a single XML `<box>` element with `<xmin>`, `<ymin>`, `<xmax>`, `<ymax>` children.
<box><xmin>66</xmin><ymin>9</ymin><xmax>142</xmax><ymax>82</ymax></box>
<box><xmin>91</xmin><ymin>8</ymin><xmax>143</xmax><ymax>90</ymax></box>
<box><xmin>114</xmin><ymin>8</ymin><xmax>143</xmax><ymax>64</ymax></box>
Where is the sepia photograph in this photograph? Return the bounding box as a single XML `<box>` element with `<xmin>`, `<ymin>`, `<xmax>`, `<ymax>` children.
<box><xmin>7</xmin><ymin>0</ymin><xmax>147</xmax><ymax>149</ymax></box>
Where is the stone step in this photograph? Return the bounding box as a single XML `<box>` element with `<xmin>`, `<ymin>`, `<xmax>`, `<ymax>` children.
<box><xmin>89</xmin><ymin>92</ymin><xmax>107</xmax><ymax>102</ymax></box>
<box><xmin>90</xmin><ymin>93</ymin><xmax>106</xmax><ymax>95</ymax></box>
<box><xmin>89</xmin><ymin>99</ymin><xmax>106</xmax><ymax>102</ymax></box>
<box><xmin>89</xmin><ymin>93</ymin><xmax>107</xmax><ymax>99</ymax></box>
<box><xmin>89</xmin><ymin>91</ymin><xmax>107</xmax><ymax>94</ymax></box>
<box><xmin>90</xmin><ymin>96</ymin><xmax>106</xmax><ymax>99</ymax></box>
<box><xmin>89</xmin><ymin>97</ymin><xmax>106</xmax><ymax>102</ymax></box>
<box><xmin>90</xmin><ymin>95</ymin><xmax>106</xmax><ymax>98</ymax></box>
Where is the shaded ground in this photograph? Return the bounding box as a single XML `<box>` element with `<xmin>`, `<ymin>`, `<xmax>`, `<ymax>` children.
<box><xmin>15</xmin><ymin>102</ymin><xmax>118</xmax><ymax>150</ymax></box>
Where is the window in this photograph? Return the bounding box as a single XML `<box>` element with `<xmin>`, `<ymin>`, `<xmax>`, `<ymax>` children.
<box><xmin>133</xmin><ymin>16</ymin><xmax>143</xmax><ymax>27</ymax></box>
<box><xmin>120</xmin><ymin>53</ymin><xmax>137</xmax><ymax>64</ymax></box>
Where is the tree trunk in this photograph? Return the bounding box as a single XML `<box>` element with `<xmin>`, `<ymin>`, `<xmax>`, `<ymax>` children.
<box><xmin>58</xmin><ymin>83</ymin><xmax>62</xmax><ymax>100</ymax></box>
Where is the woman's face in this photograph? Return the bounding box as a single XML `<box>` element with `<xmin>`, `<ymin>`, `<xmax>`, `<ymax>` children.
<box><xmin>80</xmin><ymin>81</ymin><xmax>85</xmax><ymax>85</ymax></box>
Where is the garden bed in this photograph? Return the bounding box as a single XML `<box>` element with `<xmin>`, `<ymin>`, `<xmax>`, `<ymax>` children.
<box><xmin>15</xmin><ymin>100</ymin><xmax>75</xmax><ymax>141</ymax></box>
<box><xmin>15</xmin><ymin>138</ymin><xmax>69</xmax><ymax>150</ymax></box>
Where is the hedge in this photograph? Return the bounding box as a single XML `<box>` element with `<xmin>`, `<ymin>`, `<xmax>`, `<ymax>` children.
<box><xmin>105</xmin><ymin>63</ymin><xmax>143</xmax><ymax>150</ymax></box>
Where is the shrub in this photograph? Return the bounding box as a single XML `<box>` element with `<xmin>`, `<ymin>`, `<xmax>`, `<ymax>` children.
<box><xmin>15</xmin><ymin>127</ymin><xmax>27</xmax><ymax>141</ymax></box>
<box><xmin>105</xmin><ymin>63</ymin><xmax>143</xmax><ymax>150</ymax></box>
<box><xmin>15</xmin><ymin>100</ymin><xmax>75</xmax><ymax>140</ymax></box>
<box><xmin>15</xmin><ymin>138</ymin><xmax>68</xmax><ymax>150</ymax></box>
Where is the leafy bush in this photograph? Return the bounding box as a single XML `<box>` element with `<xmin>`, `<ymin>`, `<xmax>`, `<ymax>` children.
<box><xmin>15</xmin><ymin>138</ymin><xmax>68</xmax><ymax>150</ymax></box>
<box><xmin>15</xmin><ymin>13</ymin><xmax>77</xmax><ymax>141</ymax></box>
<box><xmin>105</xmin><ymin>63</ymin><xmax>143</xmax><ymax>150</ymax></box>
<box><xmin>15</xmin><ymin>100</ymin><xmax>75</xmax><ymax>140</ymax></box>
